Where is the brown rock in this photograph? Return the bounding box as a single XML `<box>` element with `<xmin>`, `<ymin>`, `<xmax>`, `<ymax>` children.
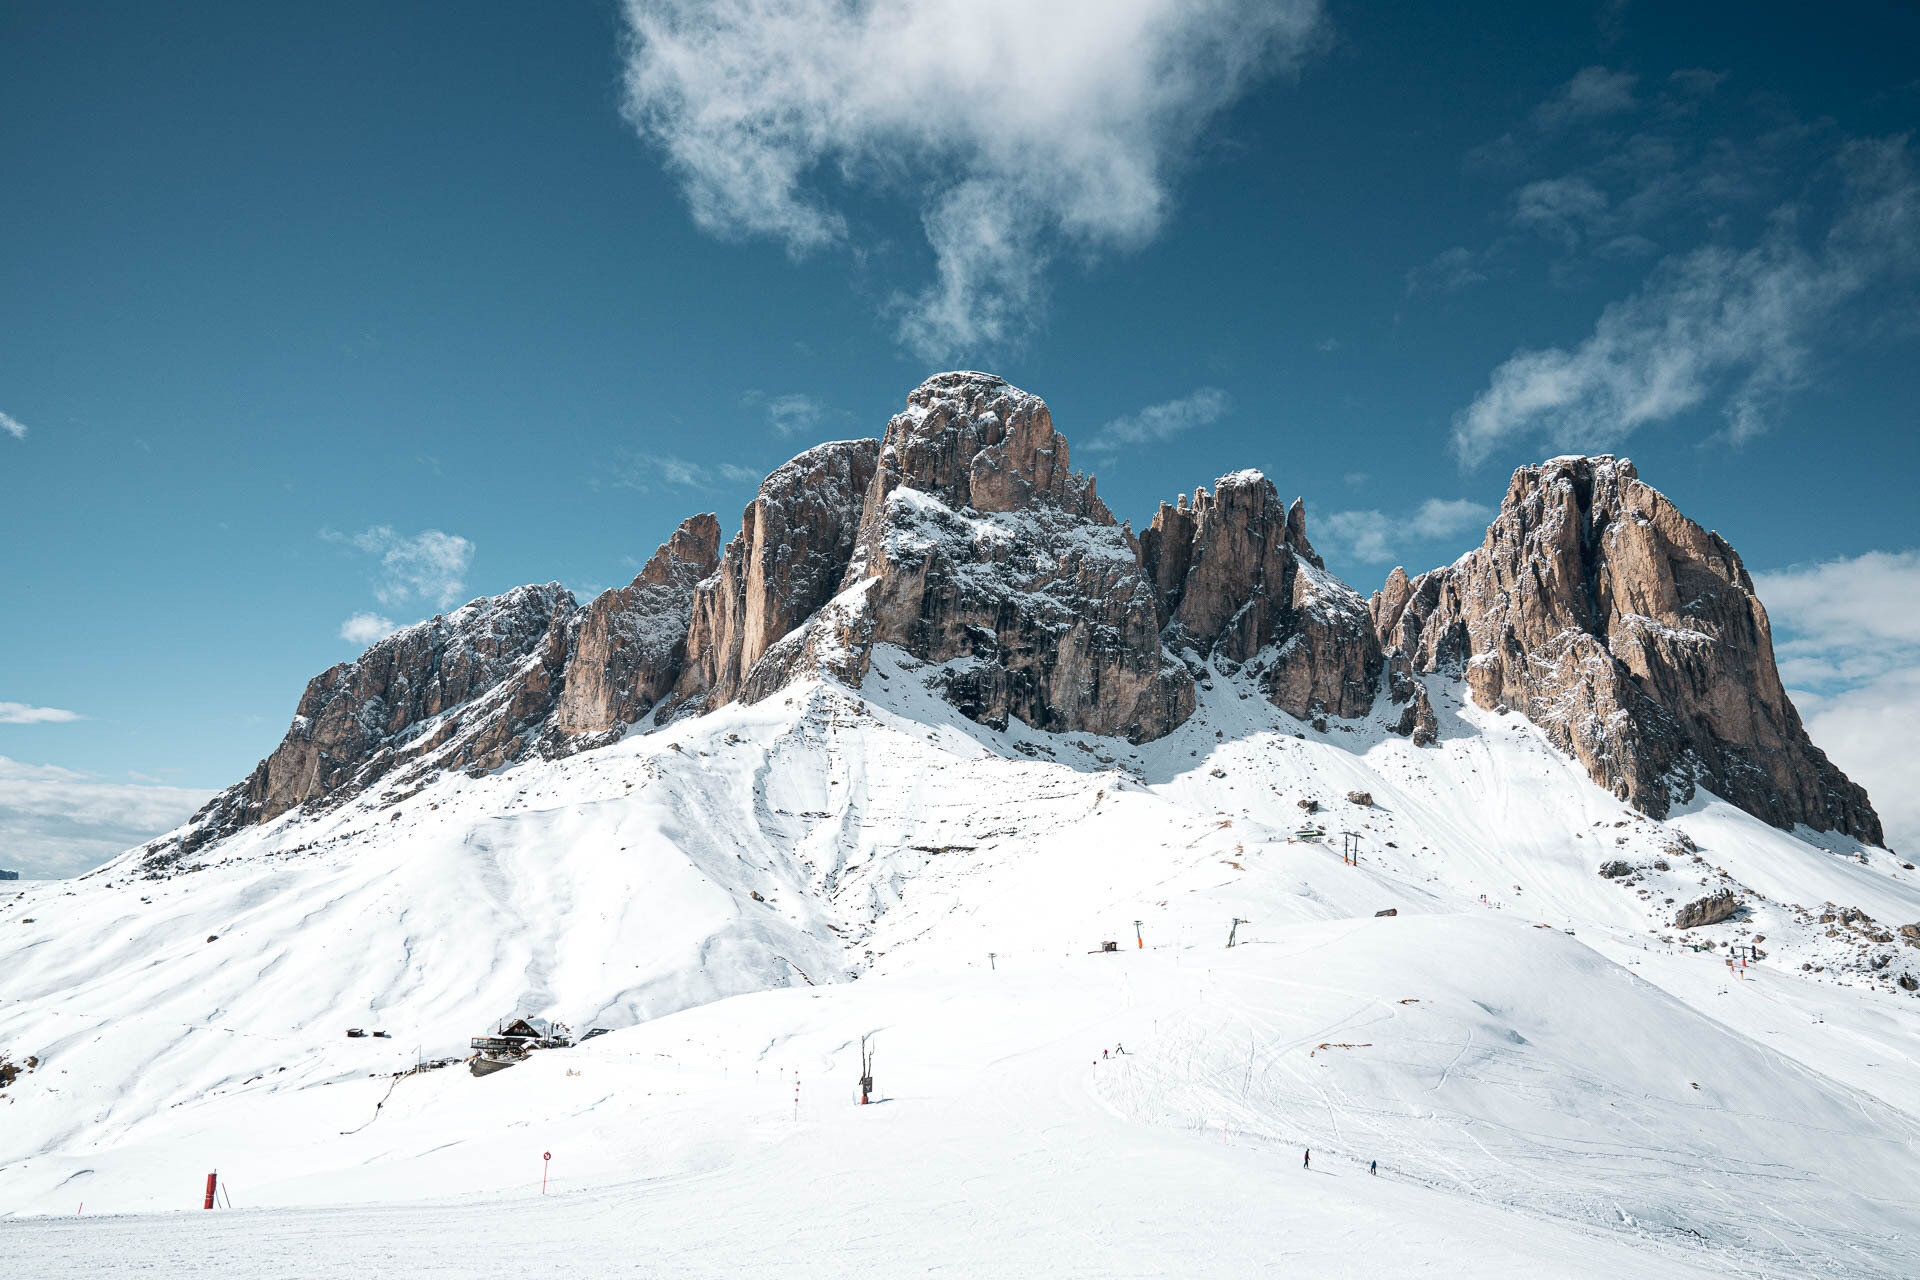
<box><xmin>171</xmin><ymin>583</ymin><xmax>579</xmax><ymax>855</ymax></box>
<box><xmin>1675</xmin><ymin>891</ymin><xmax>1741</xmax><ymax>929</ymax></box>
<box><xmin>1379</xmin><ymin>456</ymin><xmax>1881</xmax><ymax>840</ymax></box>
<box><xmin>675</xmin><ymin>440</ymin><xmax>879</xmax><ymax>711</ymax></box>
<box><xmin>816</xmin><ymin>372</ymin><xmax>1192</xmax><ymax>740</ymax></box>
<box><xmin>550</xmin><ymin>514</ymin><xmax>722</xmax><ymax>744</ymax></box>
<box><xmin>1143</xmin><ymin>470</ymin><xmax>1378</xmax><ymax>720</ymax></box>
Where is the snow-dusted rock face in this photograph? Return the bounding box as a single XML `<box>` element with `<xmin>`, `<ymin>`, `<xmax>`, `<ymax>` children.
<box><xmin>175</xmin><ymin>583</ymin><xmax>580</xmax><ymax>856</ymax></box>
<box><xmin>1373</xmin><ymin>455</ymin><xmax>1881</xmax><ymax>840</ymax></box>
<box><xmin>830</xmin><ymin>372</ymin><xmax>1192</xmax><ymax>741</ymax></box>
<box><xmin>1143</xmin><ymin>470</ymin><xmax>1379</xmax><ymax>721</ymax></box>
<box><xmin>165</xmin><ymin>383</ymin><xmax>1880</xmax><ymax>857</ymax></box>
<box><xmin>550</xmin><ymin>513</ymin><xmax>723</xmax><ymax>745</ymax></box>
<box><xmin>675</xmin><ymin>439</ymin><xmax>879</xmax><ymax>713</ymax></box>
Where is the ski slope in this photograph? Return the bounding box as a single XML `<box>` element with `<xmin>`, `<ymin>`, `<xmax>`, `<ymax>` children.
<box><xmin>3</xmin><ymin>648</ymin><xmax>1918</xmax><ymax>1275</ymax></box>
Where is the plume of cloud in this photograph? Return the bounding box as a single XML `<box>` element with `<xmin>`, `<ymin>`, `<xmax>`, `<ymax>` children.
<box><xmin>741</xmin><ymin>391</ymin><xmax>831</xmax><ymax>438</ymax></box>
<box><xmin>339</xmin><ymin>613</ymin><xmax>400</xmax><ymax>646</ymax></box>
<box><xmin>618</xmin><ymin>0</ymin><xmax>1325</xmax><ymax>359</ymax></box>
<box><xmin>1754</xmin><ymin>550</ymin><xmax>1920</xmax><ymax>854</ymax></box>
<box><xmin>326</xmin><ymin>527</ymin><xmax>475</xmax><ymax>610</ymax></box>
<box><xmin>1454</xmin><ymin>135</ymin><xmax>1920</xmax><ymax>466</ymax></box>
<box><xmin>610</xmin><ymin>451</ymin><xmax>764</xmax><ymax>493</ymax></box>
<box><xmin>0</xmin><ymin>755</ymin><xmax>215</xmax><ymax>879</ymax></box>
<box><xmin>0</xmin><ymin>702</ymin><xmax>83</xmax><ymax>724</ymax></box>
<box><xmin>1531</xmin><ymin>66</ymin><xmax>1637</xmax><ymax>132</ymax></box>
<box><xmin>1321</xmin><ymin>497</ymin><xmax>1494</xmax><ymax>564</ymax></box>
<box><xmin>0</xmin><ymin>410</ymin><xmax>27</xmax><ymax>440</ymax></box>
<box><xmin>1083</xmin><ymin>388</ymin><xmax>1231</xmax><ymax>459</ymax></box>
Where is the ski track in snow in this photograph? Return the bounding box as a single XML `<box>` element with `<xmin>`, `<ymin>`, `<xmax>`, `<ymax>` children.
<box><xmin>2</xmin><ymin>647</ymin><xmax>1917</xmax><ymax>1277</ymax></box>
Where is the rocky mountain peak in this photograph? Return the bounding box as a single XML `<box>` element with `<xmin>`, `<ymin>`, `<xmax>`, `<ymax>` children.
<box><xmin>162</xmin><ymin>385</ymin><xmax>1881</xmax><ymax>861</ymax></box>
<box><xmin>177</xmin><ymin>582</ymin><xmax>581</xmax><ymax>853</ymax></box>
<box><xmin>1376</xmin><ymin>453</ymin><xmax>1881</xmax><ymax>841</ymax></box>
<box><xmin>549</xmin><ymin>512</ymin><xmax>724</xmax><ymax>745</ymax></box>
<box><xmin>1142</xmin><ymin>471</ymin><xmax>1379</xmax><ymax>721</ymax></box>
<box><xmin>675</xmin><ymin>438</ymin><xmax>880</xmax><ymax>713</ymax></box>
<box><xmin>856</xmin><ymin>371</ymin><xmax>1112</xmax><ymax>531</ymax></box>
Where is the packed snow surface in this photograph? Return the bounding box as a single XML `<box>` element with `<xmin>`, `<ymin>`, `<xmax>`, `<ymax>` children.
<box><xmin>3</xmin><ymin>648</ymin><xmax>1917</xmax><ymax>1277</ymax></box>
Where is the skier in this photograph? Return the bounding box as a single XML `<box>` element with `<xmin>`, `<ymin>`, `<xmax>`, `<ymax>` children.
<box><xmin>1370</xmin><ymin>1160</ymin><xmax>1377</xmax><ymax>1177</ymax></box>
<box><xmin>1303</xmin><ymin>1149</ymin><xmax>1310</xmax><ymax>1170</ymax></box>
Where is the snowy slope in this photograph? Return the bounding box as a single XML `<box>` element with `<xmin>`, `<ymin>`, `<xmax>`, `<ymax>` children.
<box><xmin>3</xmin><ymin>647</ymin><xmax>1918</xmax><ymax>1276</ymax></box>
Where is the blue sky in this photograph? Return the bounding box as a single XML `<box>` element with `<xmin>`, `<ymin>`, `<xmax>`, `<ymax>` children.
<box><xmin>4</xmin><ymin>0</ymin><xmax>1917</xmax><ymax>875</ymax></box>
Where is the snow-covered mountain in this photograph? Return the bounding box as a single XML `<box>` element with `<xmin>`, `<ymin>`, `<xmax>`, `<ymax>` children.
<box><xmin>3</xmin><ymin>372</ymin><xmax>1915</xmax><ymax>1277</ymax></box>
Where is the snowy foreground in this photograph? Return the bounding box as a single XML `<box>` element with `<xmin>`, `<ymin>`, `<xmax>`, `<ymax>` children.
<box><xmin>4</xmin><ymin>653</ymin><xmax>1919</xmax><ymax>1276</ymax></box>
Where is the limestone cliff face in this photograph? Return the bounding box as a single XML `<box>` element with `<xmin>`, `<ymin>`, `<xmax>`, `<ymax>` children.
<box><xmin>1143</xmin><ymin>470</ymin><xmax>1379</xmax><ymax>721</ymax></box>
<box><xmin>182</xmin><ymin>584</ymin><xmax>580</xmax><ymax>849</ymax></box>
<box><xmin>1373</xmin><ymin>455</ymin><xmax>1881</xmax><ymax>840</ymax></box>
<box><xmin>164</xmin><ymin>383</ymin><xmax>1882</xmax><ymax>860</ymax></box>
<box><xmin>827</xmin><ymin>371</ymin><xmax>1192</xmax><ymax>740</ymax></box>
<box><xmin>549</xmin><ymin>513</ymin><xmax>723</xmax><ymax>744</ymax></box>
<box><xmin>674</xmin><ymin>440</ymin><xmax>879</xmax><ymax>712</ymax></box>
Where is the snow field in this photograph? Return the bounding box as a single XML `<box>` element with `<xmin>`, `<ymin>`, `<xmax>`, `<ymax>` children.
<box><xmin>3</xmin><ymin>646</ymin><xmax>1918</xmax><ymax>1275</ymax></box>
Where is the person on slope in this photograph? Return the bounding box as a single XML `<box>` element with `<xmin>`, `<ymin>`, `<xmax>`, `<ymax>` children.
<box><xmin>1303</xmin><ymin>1149</ymin><xmax>1310</xmax><ymax>1170</ymax></box>
<box><xmin>1370</xmin><ymin>1160</ymin><xmax>1377</xmax><ymax>1177</ymax></box>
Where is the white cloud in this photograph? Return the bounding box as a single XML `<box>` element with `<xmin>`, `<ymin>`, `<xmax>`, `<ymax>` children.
<box><xmin>1405</xmin><ymin>245</ymin><xmax>1490</xmax><ymax>296</ymax></box>
<box><xmin>743</xmin><ymin>391</ymin><xmax>830</xmax><ymax>438</ymax></box>
<box><xmin>0</xmin><ymin>756</ymin><xmax>215</xmax><ymax>879</ymax></box>
<box><xmin>1531</xmin><ymin>66</ymin><xmax>1637</xmax><ymax>132</ymax></box>
<box><xmin>326</xmin><ymin>527</ymin><xmax>475</xmax><ymax>610</ymax></box>
<box><xmin>610</xmin><ymin>452</ymin><xmax>764</xmax><ymax>493</ymax></box>
<box><xmin>1321</xmin><ymin>497</ymin><xmax>1494</xmax><ymax>564</ymax></box>
<box><xmin>1084</xmin><ymin>388</ymin><xmax>1231</xmax><ymax>459</ymax></box>
<box><xmin>1454</xmin><ymin>135</ymin><xmax>1920</xmax><ymax>466</ymax></box>
<box><xmin>618</xmin><ymin>0</ymin><xmax>1325</xmax><ymax>359</ymax></box>
<box><xmin>0</xmin><ymin>410</ymin><xmax>26</xmax><ymax>439</ymax></box>
<box><xmin>1511</xmin><ymin>175</ymin><xmax>1610</xmax><ymax>248</ymax></box>
<box><xmin>1754</xmin><ymin>550</ymin><xmax>1920</xmax><ymax>855</ymax></box>
<box><xmin>0</xmin><ymin>702</ymin><xmax>83</xmax><ymax>724</ymax></box>
<box><xmin>339</xmin><ymin>612</ymin><xmax>399</xmax><ymax>646</ymax></box>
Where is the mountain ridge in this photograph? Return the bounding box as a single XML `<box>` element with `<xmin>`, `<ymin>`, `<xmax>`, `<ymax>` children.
<box><xmin>158</xmin><ymin>372</ymin><xmax>1880</xmax><ymax>866</ymax></box>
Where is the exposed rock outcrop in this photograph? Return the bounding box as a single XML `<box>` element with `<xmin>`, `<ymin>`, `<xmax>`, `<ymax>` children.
<box><xmin>549</xmin><ymin>514</ymin><xmax>723</xmax><ymax>745</ymax></box>
<box><xmin>675</xmin><ymin>440</ymin><xmax>879</xmax><ymax>712</ymax></box>
<box><xmin>825</xmin><ymin>372</ymin><xmax>1192</xmax><ymax>740</ymax></box>
<box><xmin>180</xmin><ymin>584</ymin><xmax>580</xmax><ymax>848</ymax></box>
<box><xmin>162</xmin><ymin>386</ymin><xmax>1884</xmax><ymax>865</ymax></box>
<box><xmin>1373</xmin><ymin>455</ymin><xmax>1881</xmax><ymax>840</ymax></box>
<box><xmin>1675</xmin><ymin>891</ymin><xmax>1741</xmax><ymax>930</ymax></box>
<box><xmin>1143</xmin><ymin>470</ymin><xmax>1379</xmax><ymax>720</ymax></box>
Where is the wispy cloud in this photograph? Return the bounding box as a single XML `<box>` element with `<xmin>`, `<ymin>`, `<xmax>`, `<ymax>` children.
<box><xmin>1454</xmin><ymin>135</ymin><xmax>1920</xmax><ymax>465</ymax></box>
<box><xmin>339</xmin><ymin>613</ymin><xmax>400</xmax><ymax>646</ymax></box>
<box><xmin>324</xmin><ymin>526</ymin><xmax>475</xmax><ymax>610</ymax></box>
<box><xmin>618</xmin><ymin>0</ymin><xmax>1326</xmax><ymax>360</ymax></box>
<box><xmin>1321</xmin><ymin>497</ymin><xmax>1494</xmax><ymax>564</ymax></box>
<box><xmin>0</xmin><ymin>755</ymin><xmax>215</xmax><ymax>879</ymax></box>
<box><xmin>0</xmin><ymin>702</ymin><xmax>83</xmax><ymax>725</ymax></box>
<box><xmin>1404</xmin><ymin>245</ymin><xmax>1492</xmax><ymax>296</ymax></box>
<box><xmin>0</xmin><ymin>410</ymin><xmax>27</xmax><ymax>440</ymax></box>
<box><xmin>1531</xmin><ymin>66</ymin><xmax>1638</xmax><ymax>132</ymax></box>
<box><xmin>1754</xmin><ymin>550</ymin><xmax>1920</xmax><ymax>854</ymax></box>
<box><xmin>1084</xmin><ymin>387</ymin><xmax>1231</xmax><ymax>459</ymax></box>
<box><xmin>743</xmin><ymin>390</ymin><xmax>832</xmax><ymax>438</ymax></box>
<box><xmin>609</xmin><ymin>451</ymin><xmax>764</xmax><ymax>493</ymax></box>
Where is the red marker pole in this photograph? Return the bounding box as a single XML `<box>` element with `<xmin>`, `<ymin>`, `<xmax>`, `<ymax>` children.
<box><xmin>203</xmin><ymin>1171</ymin><xmax>218</xmax><ymax>1210</ymax></box>
<box><xmin>542</xmin><ymin>1151</ymin><xmax>551</xmax><ymax>1195</ymax></box>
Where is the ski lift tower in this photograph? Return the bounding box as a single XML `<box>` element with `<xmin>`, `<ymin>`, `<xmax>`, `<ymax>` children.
<box><xmin>1227</xmin><ymin>918</ymin><xmax>1248</xmax><ymax>948</ymax></box>
<box><xmin>1341</xmin><ymin>832</ymin><xmax>1360</xmax><ymax>866</ymax></box>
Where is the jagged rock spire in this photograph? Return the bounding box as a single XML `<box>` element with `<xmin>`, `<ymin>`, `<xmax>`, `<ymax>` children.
<box><xmin>1374</xmin><ymin>455</ymin><xmax>1881</xmax><ymax>840</ymax></box>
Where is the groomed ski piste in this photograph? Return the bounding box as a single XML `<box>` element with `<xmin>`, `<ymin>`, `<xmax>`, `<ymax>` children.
<box><xmin>4</xmin><ymin>646</ymin><xmax>1919</xmax><ymax>1277</ymax></box>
